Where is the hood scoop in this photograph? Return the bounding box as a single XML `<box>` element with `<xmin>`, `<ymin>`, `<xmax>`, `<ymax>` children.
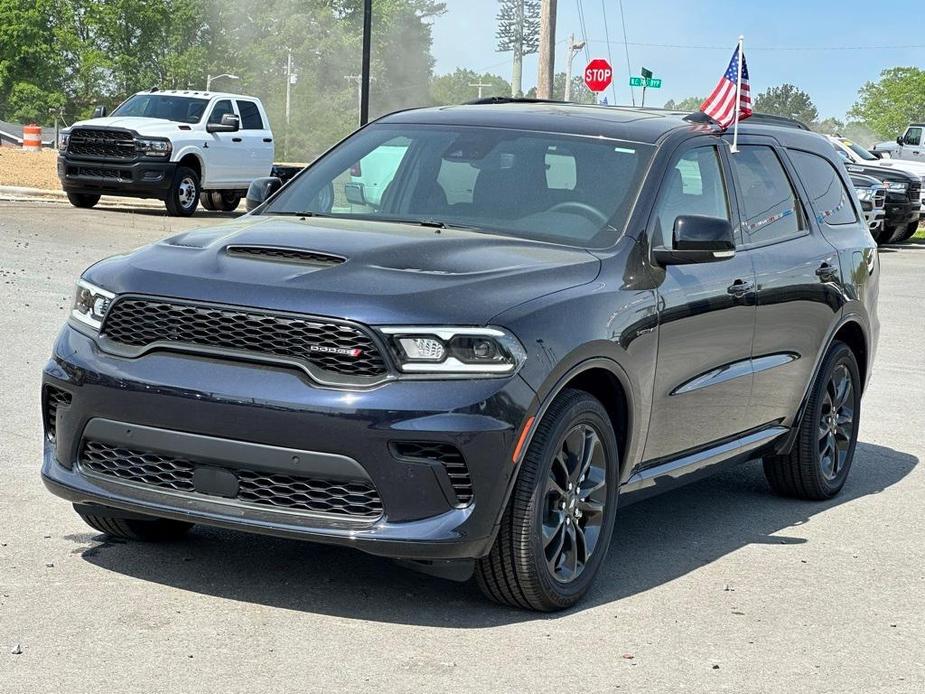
<box><xmin>225</xmin><ymin>245</ymin><xmax>346</xmax><ymax>267</ymax></box>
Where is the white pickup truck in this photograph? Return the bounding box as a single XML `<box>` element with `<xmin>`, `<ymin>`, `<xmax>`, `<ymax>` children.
<box><xmin>58</xmin><ymin>89</ymin><xmax>274</xmax><ymax>216</ymax></box>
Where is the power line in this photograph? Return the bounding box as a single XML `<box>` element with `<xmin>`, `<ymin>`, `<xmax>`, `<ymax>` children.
<box><xmin>575</xmin><ymin>0</ymin><xmax>591</xmax><ymax>63</ymax></box>
<box><xmin>585</xmin><ymin>39</ymin><xmax>925</xmax><ymax>51</ymax></box>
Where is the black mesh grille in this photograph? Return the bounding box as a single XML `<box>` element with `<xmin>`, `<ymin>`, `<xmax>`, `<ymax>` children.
<box><xmin>226</xmin><ymin>246</ymin><xmax>345</xmax><ymax>267</ymax></box>
<box><xmin>68</xmin><ymin>128</ymin><xmax>136</xmax><ymax>159</ymax></box>
<box><xmin>44</xmin><ymin>386</ymin><xmax>72</xmax><ymax>442</ymax></box>
<box><xmin>392</xmin><ymin>441</ymin><xmax>473</xmax><ymax>506</ymax></box>
<box><xmin>70</xmin><ymin>166</ymin><xmax>132</xmax><ymax>180</ymax></box>
<box><xmin>79</xmin><ymin>440</ymin><xmax>383</xmax><ymax>518</ymax></box>
<box><xmin>101</xmin><ymin>298</ymin><xmax>388</xmax><ymax>378</ymax></box>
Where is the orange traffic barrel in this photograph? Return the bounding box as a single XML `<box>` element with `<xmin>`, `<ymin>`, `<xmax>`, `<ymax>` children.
<box><xmin>23</xmin><ymin>124</ymin><xmax>42</xmax><ymax>151</ymax></box>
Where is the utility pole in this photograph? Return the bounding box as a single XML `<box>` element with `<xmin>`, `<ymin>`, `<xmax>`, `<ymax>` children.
<box><xmin>285</xmin><ymin>49</ymin><xmax>294</xmax><ymax>127</ymax></box>
<box><xmin>359</xmin><ymin>0</ymin><xmax>372</xmax><ymax>125</ymax></box>
<box><xmin>536</xmin><ymin>0</ymin><xmax>557</xmax><ymax>99</ymax></box>
<box><xmin>469</xmin><ymin>81</ymin><xmax>493</xmax><ymax>99</ymax></box>
<box><xmin>564</xmin><ymin>33</ymin><xmax>586</xmax><ymax>102</ymax></box>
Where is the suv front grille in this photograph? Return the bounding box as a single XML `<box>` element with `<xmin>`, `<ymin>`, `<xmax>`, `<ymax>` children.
<box><xmin>67</xmin><ymin>128</ymin><xmax>136</xmax><ymax>160</ymax></box>
<box><xmin>392</xmin><ymin>441</ymin><xmax>473</xmax><ymax>506</ymax></box>
<box><xmin>101</xmin><ymin>298</ymin><xmax>388</xmax><ymax>379</ymax></box>
<box><xmin>44</xmin><ymin>386</ymin><xmax>72</xmax><ymax>442</ymax></box>
<box><xmin>226</xmin><ymin>246</ymin><xmax>346</xmax><ymax>267</ymax></box>
<box><xmin>79</xmin><ymin>440</ymin><xmax>383</xmax><ymax>519</ymax></box>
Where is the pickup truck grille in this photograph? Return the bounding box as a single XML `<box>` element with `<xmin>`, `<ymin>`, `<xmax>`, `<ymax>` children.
<box><xmin>100</xmin><ymin>298</ymin><xmax>389</xmax><ymax>380</ymax></box>
<box><xmin>67</xmin><ymin>128</ymin><xmax>136</xmax><ymax>159</ymax></box>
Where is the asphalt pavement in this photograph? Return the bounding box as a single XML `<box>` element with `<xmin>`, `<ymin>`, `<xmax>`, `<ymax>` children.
<box><xmin>1</xmin><ymin>200</ymin><xmax>922</xmax><ymax>693</ymax></box>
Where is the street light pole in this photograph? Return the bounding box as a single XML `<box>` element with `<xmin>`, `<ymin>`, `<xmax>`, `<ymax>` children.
<box><xmin>206</xmin><ymin>73</ymin><xmax>240</xmax><ymax>91</ymax></box>
<box><xmin>564</xmin><ymin>34</ymin><xmax>586</xmax><ymax>102</ymax></box>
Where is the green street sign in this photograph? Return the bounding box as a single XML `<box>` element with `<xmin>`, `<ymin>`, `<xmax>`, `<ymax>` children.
<box><xmin>630</xmin><ymin>76</ymin><xmax>662</xmax><ymax>88</ymax></box>
<box><xmin>641</xmin><ymin>67</ymin><xmax>653</xmax><ymax>79</ymax></box>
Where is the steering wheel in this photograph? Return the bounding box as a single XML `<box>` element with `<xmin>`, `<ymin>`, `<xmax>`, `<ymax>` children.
<box><xmin>546</xmin><ymin>201</ymin><xmax>608</xmax><ymax>225</ymax></box>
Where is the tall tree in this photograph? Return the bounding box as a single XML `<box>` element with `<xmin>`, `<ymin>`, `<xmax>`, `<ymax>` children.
<box><xmin>526</xmin><ymin>72</ymin><xmax>595</xmax><ymax>104</ymax></box>
<box><xmin>849</xmin><ymin>67</ymin><xmax>925</xmax><ymax>140</ymax></box>
<box><xmin>663</xmin><ymin>96</ymin><xmax>704</xmax><ymax>111</ymax></box>
<box><xmin>496</xmin><ymin>0</ymin><xmax>539</xmax><ymax>97</ymax></box>
<box><xmin>753</xmin><ymin>84</ymin><xmax>818</xmax><ymax>125</ymax></box>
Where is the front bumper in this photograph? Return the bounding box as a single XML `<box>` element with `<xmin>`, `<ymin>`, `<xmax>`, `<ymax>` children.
<box><xmin>41</xmin><ymin>325</ymin><xmax>536</xmax><ymax>560</ymax></box>
<box><xmin>57</xmin><ymin>155</ymin><xmax>177</xmax><ymax>198</ymax></box>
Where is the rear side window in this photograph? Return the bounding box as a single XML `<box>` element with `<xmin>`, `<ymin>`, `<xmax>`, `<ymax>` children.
<box><xmin>729</xmin><ymin>145</ymin><xmax>804</xmax><ymax>244</ymax></box>
<box><xmin>236</xmin><ymin>100</ymin><xmax>264</xmax><ymax>130</ymax></box>
<box><xmin>653</xmin><ymin>146</ymin><xmax>730</xmax><ymax>248</ymax></box>
<box><xmin>208</xmin><ymin>99</ymin><xmax>234</xmax><ymax>124</ymax></box>
<box><xmin>788</xmin><ymin>150</ymin><xmax>858</xmax><ymax>226</ymax></box>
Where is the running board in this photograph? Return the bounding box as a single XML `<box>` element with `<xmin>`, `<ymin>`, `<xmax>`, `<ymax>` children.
<box><xmin>620</xmin><ymin>426</ymin><xmax>788</xmax><ymax>504</ymax></box>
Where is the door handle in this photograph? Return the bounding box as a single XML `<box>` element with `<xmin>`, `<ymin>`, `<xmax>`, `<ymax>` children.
<box><xmin>263</xmin><ymin>138</ymin><xmax>273</xmax><ymax>143</ymax></box>
<box><xmin>726</xmin><ymin>278</ymin><xmax>754</xmax><ymax>296</ymax></box>
<box><xmin>815</xmin><ymin>263</ymin><xmax>839</xmax><ymax>281</ymax></box>
<box><xmin>232</xmin><ymin>137</ymin><xmax>242</xmax><ymax>143</ymax></box>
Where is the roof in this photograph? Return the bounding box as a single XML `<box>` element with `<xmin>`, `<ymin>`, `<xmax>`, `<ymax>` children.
<box><xmin>131</xmin><ymin>89</ymin><xmax>257</xmax><ymax>101</ymax></box>
<box><xmin>377</xmin><ymin>101</ymin><xmax>828</xmax><ymax>149</ymax></box>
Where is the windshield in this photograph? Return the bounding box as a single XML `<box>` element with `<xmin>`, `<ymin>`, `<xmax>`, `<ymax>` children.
<box><xmin>843</xmin><ymin>140</ymin><xmax>877</xmax><ymax>161</ymax></box>
<box><xmin>263</xmin><ymin>123</ymin><xmax>655</xmax><ymax>248</ymax></box>
<box><xmin>110</xmin><ymin>94</ymin><xmax>209</xmax><ymax>124</ymax></box>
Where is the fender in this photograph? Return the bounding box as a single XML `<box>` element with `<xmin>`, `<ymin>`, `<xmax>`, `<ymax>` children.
<box><xmin>774</xmin><ymin>313</ymin><xmax>870</xmax><ymax>455</ymax></box>
<box><xmin>170</xmin><ymin>145</ymin><xmax>207</xmax><ymax>183</ymax></box>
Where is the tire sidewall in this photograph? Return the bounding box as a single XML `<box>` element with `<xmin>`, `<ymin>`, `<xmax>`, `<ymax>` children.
<box><xmin>527</xmin><ymin>396</ymin><xmax>620</xmax><ymax>606</ymax></box>
<box><xmin>168</xmin><ymin>167</ymin><xmax>200</xmax><ymax>216</ymax></box>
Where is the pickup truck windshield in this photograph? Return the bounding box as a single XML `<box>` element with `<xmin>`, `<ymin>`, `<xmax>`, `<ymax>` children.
<box><xmin>263</xmin><ymin>123</ymin><xmax>654</xmax><ymax>248</ymax></box>
<box><xmin>110</xmin><ymin>95</ymin><xmax>209</xmax><ymax>124</ymax></box>
<box><xmin>842</xmin><ymin>140</ymin><xmax>877</xmax><ymax>161</ymax></box>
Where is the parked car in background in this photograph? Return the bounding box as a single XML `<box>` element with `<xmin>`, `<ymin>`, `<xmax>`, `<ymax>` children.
<box><xmin>871</xmin><ymin>140</ymin><xmax>899</xmax><ymax>158</ymax></box>
<box><xmin>827</xmin><ymin>135</ymin><xmax>923</xmax><ymax>243</ymax></box>
<box><xmin>42</xmin><ymin>102</ymin><xmax>878</xmax><ymax>611</ymax></box>
<box><xmin>850</xmin><ymin>173</ymin><xmax>886</xmax><ymax>235</ymax></box>
<box><xmin>58</xmin><ymin>89</ymin><xmax>274</xmax><ymax>216</ymax></box>
<box><xmin>888</xmin><ymin>124</ymin><xmax>925</xmax><ymax>161</ymax></box>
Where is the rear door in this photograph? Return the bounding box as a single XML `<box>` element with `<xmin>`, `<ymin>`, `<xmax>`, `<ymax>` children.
<box><xmin>235</xmin><ymin>99</ymin><xmax>274</xmax><ymax>182</ymax></box>
<box><xmin>729</xmin><ymin>139</ymin><xmax>842</xmax><ymax>428</ymax></box>
<box><xmin>641</xmin><ymin>140</ymin><xmax>758</xmax><ymax>464</ymax></box>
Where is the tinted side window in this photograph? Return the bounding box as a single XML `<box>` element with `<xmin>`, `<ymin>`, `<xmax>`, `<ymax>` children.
<box><xmin>904</xmin><ymin>127</ymin><xmax>922</xmax><ymax>146</ymax></box>
<box><xmin>236</xmin><ymin>100</ymin><xmax>264</xmax><ymax>129</ymax></box>
<box><xmin>654</xmin><ymin>146</ymin><xmax>729</xmax><ymax>248</ymax></box>
<box><xmin>788</xmin><ymin>150</ymin><xmax>858</xmax><ymax>226</ymax></box>
<box><xmin>729</xmin><ymin>145</ymin><xmax>804</xmax><ymax>244</ymax></box>
<box><xmin>208</xmin><ymin>99</ymin><xmax>234</xmax><ymax>125</ymax></box>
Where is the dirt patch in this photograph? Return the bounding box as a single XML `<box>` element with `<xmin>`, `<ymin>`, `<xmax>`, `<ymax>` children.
<box><xmin>0</xmin><ymin>147</ymin><xmax>59</xmax><ymax>189</ymax></box>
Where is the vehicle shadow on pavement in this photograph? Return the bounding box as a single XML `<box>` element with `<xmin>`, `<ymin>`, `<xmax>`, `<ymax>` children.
<box><xmin>71</xmin><ymin>441</ymin><xmax>916</xmax><ymax>626</ymax></box>
<box><xmin>91</xmin><ymin>206</ymin><xmax>243</xmax><ymax>220</ymax></box>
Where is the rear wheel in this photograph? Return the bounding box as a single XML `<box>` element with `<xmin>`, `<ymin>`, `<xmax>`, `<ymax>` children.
<box><xmin>209</xmin><ymin>191</ymin><xmax>241</xmax><ymax>212</ymax></box>
<box><xmin>75</xmin><ymin>506</ymin><xmax>193</xmax><ymax>541</ymax></box>
<box><xmin>475</xmin><ymin>389</ymin><xmax>619</xmax><ymax>611</ymax></box>
<box><xmin>66</xmin><ymin>192</ymin><xmax>100</xmax><ymax>209</ymax></box>
<box><xmin>165</xmin><ymin>166</ymin><xmax>200</xmax><ymax>217</ymax></box>
<box><xmin>199</xmin><ymin>191</ymin><xmax>217</xmax><ymax>210</ymax></box>
<box><xmin>763</xmin><ymin>341</ymin><xmax>861</xmax><ymax>500</ymax></box>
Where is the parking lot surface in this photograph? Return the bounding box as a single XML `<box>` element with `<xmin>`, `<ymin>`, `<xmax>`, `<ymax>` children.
<box><xmin>1</xmin><ymin>201</ymin><xmax>923</xmax><ymax>693</ymax></box>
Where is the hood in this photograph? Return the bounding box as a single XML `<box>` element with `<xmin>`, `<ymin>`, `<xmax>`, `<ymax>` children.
<box><xmin>869</xmin><ymin>158</ymin><xmax>925</xmax><ymax>177</ymax></box>
<box><xmin>69</xmin><ymin>117</ymin><xmax>188</xmax><ymax>137</ymax></box>
<box><xmin>83</xmin><ymin>216</ymin><xmax>603</xmax><ymax>326</ymax></box>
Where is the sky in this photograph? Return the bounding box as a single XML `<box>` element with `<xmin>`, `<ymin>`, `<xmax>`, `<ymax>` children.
<box><xmin>429</xmin><ymin>0</ymin><xmax>925</xmax><ymax>119</ymax></box>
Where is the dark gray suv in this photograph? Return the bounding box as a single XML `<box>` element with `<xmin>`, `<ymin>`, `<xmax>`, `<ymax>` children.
<box><xmin>42</xmin><ymin>103</ymin><xmax>878</xmax><ymax>611</ymax></box>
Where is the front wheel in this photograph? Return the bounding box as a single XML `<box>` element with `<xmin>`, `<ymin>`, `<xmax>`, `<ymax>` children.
<box><xmin>893</xmin><ymin>221</ymin><xmax>920</xmax><ymax>243</ymax></box>
<box><xmin>66</xmin><ymin>192</ymin><xmax>100</xmax><ymax>209</ymax></box>
<box><xmin>763</xmin><ymin>341</ymin><xmax>861</xmax><ymax>500</ymax></box>
<box><xmin>165</xmin><ymin>166</ymin><xmax>200</xmax><ymax>217</ymax></box>
<box><xmin>475</xmin><ymin>389</ymin><xmax>620</xmax><ymax>611</ymax></box>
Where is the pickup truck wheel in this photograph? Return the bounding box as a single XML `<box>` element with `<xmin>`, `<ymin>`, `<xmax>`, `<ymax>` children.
<box><xmin>763</xmin><ymin>341</ymin><xmax>860</xmax><ymax>500</ymax></box>
<box><xmin>75</xmin><ymin>508</ymin><xmax>193</xmax><ymax>542</ymax></box>
<box><xmin>66</xmin><ymin>192</ymin><xmax>100</xmax><ymax>209</ymax></box>
<box><xmin>894</xmin><ymin>221</ymin><xmax>920</xmax><ymax>243</ymax></box>
<box><xmin>199</xmin><ymin>192</ymin><xmax>217</xmax><ymax>211</ymax></box>
<box><xmin>165</xmin><ymin>166</ymin><xmax>200</xmax><ymax>217</ymax></box>
<box><xmin>210</xmin><ymin>191</ymin><xmax>241</xmax><ymax>212</ymax></box>
<box><xmin>475</xmin><ymin>389</ymin><xmax>619</xmax><ymax>611</ymax></box>
<box><xmin>874</xmin><ymin>224</ymin><xmax>893</xmax><ymax>245</ymax></box>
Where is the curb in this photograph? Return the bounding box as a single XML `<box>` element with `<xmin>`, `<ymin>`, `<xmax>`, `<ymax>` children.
<box><xmin>0</xmin><ymin>184</ymin><xmax>164</xmax><ymax>208</ymax></box>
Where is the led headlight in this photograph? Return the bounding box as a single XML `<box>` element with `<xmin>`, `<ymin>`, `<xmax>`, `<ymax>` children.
<box><xmin>58</xmin><ymin>131</ymin><xmax>70</xmax><ymax>151</ymax></box>
<box><xmin>135</xmin><ymin>137</ymin><xmax>172</xmax><ymax>157</ymax></box>
<box><xmin>380</xmin><ymin>327</ymin><xmax>526</xmax><ymax>375</ymax></box>
<box><xmin>886</xmin><ymin>181</ymin><xmax>908</xmax><ymax>192</ymax></box>
<box><xmin>855</xmin><ymin>188</ymin><xmax>873</xmax><ymax>202</ymax></box>
<box><xmin>70</xmin><ymin>279</ymin><xmax>115</xmax><ymax>331</ymax></box>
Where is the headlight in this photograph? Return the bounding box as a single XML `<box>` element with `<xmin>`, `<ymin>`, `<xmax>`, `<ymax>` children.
<box><xmin>855</xmin><ymin>188</ymin><xmax>873</xmax><ymax>202</ymax></box>
<box><xmin>135</xmin><ymin>137</ymin><xmax>172</xmax><ymax>157</ymax></box>
<box><xmin>379</xmin><ymin>327</ymin><xmax>526</xmax><ymax>375</ymax></box>
<box><xmin>70</xmin><ymin>279</ymin><xmax>115</xmax><ymax>331</ymax></box>
<box><xmin>886</xmin><ymin>181</ymin><xmax>908</xmax><ymax>192</ymax></box>
<box><xmin>58</xmin><ymin>131</ymin><xmax>70</xmax><ymax>150</ymax></box>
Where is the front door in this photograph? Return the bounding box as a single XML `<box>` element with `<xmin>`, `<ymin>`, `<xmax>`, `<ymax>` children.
<box><xmin>642</xmin><ymin>142</ymin><xmax>758</xmax><ymax>464</ymax></box>
<box><xmin>203</xmin><ymin>99</ymin><xmax>240</xmax><ymax>188</ymax></box>
<box><xmin>900</xmin><ymin>126</ymin><xmax>923</xmax><ymax>160</ymax></box>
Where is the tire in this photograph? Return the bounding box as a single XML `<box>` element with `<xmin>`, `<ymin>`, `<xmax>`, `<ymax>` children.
<box><xmin>209</xmin><ymin>191</ymin><xmax>241</xmax><ymax>212</ymax></box>
<box><xmin>874</xmin><ymin>224</ymin><xmax>893</xmax><ymax>245</ymax></box>
<box><xmin>475</xmin><ymin>389</ymin><xmax>620</xmax><ymax>611</ymax></box>
<box><xmin>763</xmin><ymin>341</ymin><xmax>861</xmax><ymax>500</ymax></box>
<box><xmin>76</xmin><ymin>507</ymin><xmax>193</xmax><ymax>541</ymax></box>
<box><xmin>893</xmin><ymin>221</ymin><xmax>920</xmax><ymax>243</ymax></box>
<box><xmin>165</xmin><ymin>166</ymin><xmax>200</xmax><ymax>217</ymax></box>
<box><xmin>67</xmin><ymin>192</ymin><xmax>100</xmax><ymax>209</ymax></box>
<box><xmin>199</xmin><ymin>191</ymin><xmax>217</xmax><ymax>211</ymax></box>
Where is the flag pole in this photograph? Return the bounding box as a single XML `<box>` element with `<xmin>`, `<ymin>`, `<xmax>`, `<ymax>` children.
<box><xmin>730</xmin><ymin>35</ymin><xmax>744</xmax><ymax>153</ymax></box>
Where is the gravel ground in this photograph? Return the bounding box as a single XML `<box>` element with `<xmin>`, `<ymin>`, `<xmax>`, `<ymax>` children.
<box><xmin>1</xmin><ymin>201</ymin><xmax>923</xmax><ymax>693</ymax></box>
<box><xmin>0</xmin><ymin>149</ymin><xmax>59</xmax><ymax>190</ymax></box>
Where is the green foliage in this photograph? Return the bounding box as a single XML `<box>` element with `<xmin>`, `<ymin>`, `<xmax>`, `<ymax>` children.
<box><xmin>496</xmin><ymin>0</ymin><xmax>539</xmax><ymax>54</ymax></box>
<box><xmin>849</xmin><ymin>67</ymin><xmax>925</xmax><ymax>140</ymax></box>
<box><xmin>431</xmin><ymin>69</ymin><xmax>511</xmax><ymax>104</ymax></box>
<box><xmin>662</xmin><ymin>96</ymin><xmax>704</xmax><ymax>111</ymax></box>
<box><xmin>812</xmin><ymin>117</ymin><xmax>844</xmax><ymax>136</ymax></box>
<box><xmin>525</xmin><ymin>73</ymin><xmax>597</xmax><ymax>104</ymax></box>
<box><xmin>753</xmin><ymin>84</ymin><xmax>818</xmax><ymax>125</ymax></box>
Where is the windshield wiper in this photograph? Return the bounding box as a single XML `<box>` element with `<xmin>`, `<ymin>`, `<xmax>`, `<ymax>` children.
<box><xmin>267</xmin><ymin>210</ymin><xmax>332</xmax><ymax>218</ymax></box>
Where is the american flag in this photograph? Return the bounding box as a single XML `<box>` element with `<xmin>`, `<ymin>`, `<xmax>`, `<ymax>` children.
<box><xmin>700</xmin><ymin>47</ymin><xmax>752</xmax><ymax>129</ymax></box>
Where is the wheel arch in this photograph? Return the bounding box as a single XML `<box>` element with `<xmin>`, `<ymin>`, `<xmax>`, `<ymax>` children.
<box><xmin>176</xmin><ymin>152</ymin><xmax>203</xmax><ymax>181</ymax></box>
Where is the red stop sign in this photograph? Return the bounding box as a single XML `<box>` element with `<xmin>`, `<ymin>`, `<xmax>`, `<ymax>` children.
<box><xmin>584</xmin><ymin>59</ymin><xmax>613</xmax><ymax>92</ymax></box>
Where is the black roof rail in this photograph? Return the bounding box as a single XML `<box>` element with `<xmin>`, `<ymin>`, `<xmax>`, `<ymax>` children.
<box><xmin>465</xmin><ymin>96</ymin><xmax>567</xmax><ymax>106</ymax></box>
<box><xmin>743</xmin><ymin>112</ymin><xmax>811</xmax><ymax>130</ymax></box>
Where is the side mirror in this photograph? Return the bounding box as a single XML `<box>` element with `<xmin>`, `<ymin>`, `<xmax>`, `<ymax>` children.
<box><xmin>245</xmin><ymin>177</ymin><xmax>282</xmax><ymax>212</ymax></box>
<box><xmin>897</xmin><ymin>135</ymin><xmax>905</xmax><ymax>145</ymax></box>
<box><xmin>207</xmin><ymin>113</ymin><xmax>240</xmax><ymax>133</ymax></box>
<box><xmin>92</xmin><ymin>105</ymin><xmax>108</xmax><ymax>118</ymax></box>
<box><xmin>344</xmin><ymin>182</ymin><xmax>368</xmax><ymax>206</ymax></box>
<box><xmin>653</xmin><ymin>215</ymin><xmax>735</xmax><ymax>265</ymax></box>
